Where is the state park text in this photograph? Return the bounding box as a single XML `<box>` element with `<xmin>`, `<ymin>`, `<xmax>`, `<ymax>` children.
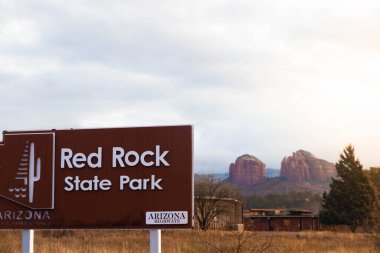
<box><xmin>60</xmin><ymin>145</ymin><xmax>168</xmax><ymax>192</ymax></box>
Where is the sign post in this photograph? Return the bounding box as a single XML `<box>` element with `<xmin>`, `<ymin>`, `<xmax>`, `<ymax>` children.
<box><xmin>22</xmin><ymin>229</ymin><xmax>34</xmax><ymax>253</ymax></box>
<box><xmin>150</xmin><ymin>229</ymin><xmax>161</xmax><ymax>253</ymax></box>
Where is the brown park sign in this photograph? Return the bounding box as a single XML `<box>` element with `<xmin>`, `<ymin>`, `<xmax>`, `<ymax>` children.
<box><xmin>0</xmin><ymin>125</ymin><xmax>193</xmax><ymax>229</ymax></box>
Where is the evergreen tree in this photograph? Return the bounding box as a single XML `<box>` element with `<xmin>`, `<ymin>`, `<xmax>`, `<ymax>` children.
<box><xmin>366</xmin><ymin>168</ymin><xmax>380</xmax><ymax>230</ymax></box>
<box><xmin>319</xmin><ymin>145</ymin><xmax>376</xmax><ymax>231</ymax></box>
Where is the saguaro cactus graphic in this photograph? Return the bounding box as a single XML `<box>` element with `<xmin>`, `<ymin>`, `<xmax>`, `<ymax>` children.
<box><xmin>9</xmin><ymin>142</ymin><xmax>41</xmax><ymax>202</ymax></box>
<box><xmin>28</xmin><ymin>143</ymin><xmax>41</xmax><ymax>204</ymax></box>
<box><xmin>0</xmin><ymin>132</ymin><xmax>54</xmax><ymax>209</ymax></box>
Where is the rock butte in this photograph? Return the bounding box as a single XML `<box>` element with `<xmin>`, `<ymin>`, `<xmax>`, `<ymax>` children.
<box><xmin>280</xmin><ymin>150</ymin><xmax>336</xmax><ymax>183</ymax></box>
<box><xmin>229</xmin><ymin>154</ymin><xmax>265</xmax><ymax>187</ymax></box>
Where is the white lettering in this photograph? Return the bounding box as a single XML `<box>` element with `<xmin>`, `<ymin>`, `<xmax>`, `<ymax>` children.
<box><xmin>72</xmin><ymin>153</ymin><xmax>86</xmax><ymax>168</ymax></box>
<box><xmin>151</xmin><ymin>175</ymin><xmax>163</xmax><ymax>190</ymax></box>
<box><xmin>112</xmin><ymin>147</ymin><xmax>125</xmax><ymax>167</ymax></box>
<box><xmin>88</xmin><ymin>147</ymin><xmax>102</xmax><ymax>168</ymax></box>
<box><xmin>125</xmin><ymin>151</ymin><xmax>139</xmax><ymax>166</ymax></box>
<box><xmin>143</xmin><ymin>178</ymin><xmax>150</xmax><ymax>189</ymax></box>
<box><xmin>25</xmin><ymin>211</ymin><xmax>32</xmax><ymax>220</ymax></box>
<box><xmin>64</xmin><ymin>176</ymin><xmax>111</xmax><ymax>191</ymax></box>
<box><xmin>145</xmin><ymin>211</ymin><xmax>188</xmax><ymax>225</ymax></box>
<box><xmin>0</xmin><ymin>210</ymin><xmax>51</xmax><ymax>221</ymax></box>
<box><xmin>119</xmin><ymin>175</ymin><xmax>162</xmax><ymax>190</ymax></box>
<box><xmin>43</xmin><ymin>211</ymin><xmax>51</xmax><ymax>220</ymax></box>
<box><xmin>120</xmin><ymin>176</ymin><xmax>130</xmax><ymax>190</ymax></box>
<box><xmin>61</xmin><ymin>148</ymin><xmax>103</xmax><ymax>169</ymax></box>
<box><xmin>61</xmin><ymin>148</ymin><xmax>73</xmax><ymax>168</ymax></box>
<box><xmin>80</xmin><ymin>179</ymin><xmax>92</xmax><ymax>191</ymax></box>
<box><xmin>99</xmin><ymin>179</ymin><xmax>112</xmax><ymax>190</ymax></box>
<box><xmin>64</xmin><ymin>176</ymin><xmax>74</xmax><ymax>191</ymax></box>
<box><xmin>112</xmin><ymin>145</ymin><xmax>170</xmax><ymax>167</ymax></box>
<box><xmin>130</xmin><ymin>178</ymin><xmax>142</xmax><ymax>190</ymax></box>
<box><xmin>141</xmin><ymin>151</ymin><xmax>154</xmax><ymax>166</ymax></box>
<box><xmin>156</xmin><ymin>145</ymin><xmax>169</xmax><ymax>166</ymax></box>
<box><xmin>35</xmin><ymin>211</ymin><xmax>42</xmax><ymax>219</ymax></box>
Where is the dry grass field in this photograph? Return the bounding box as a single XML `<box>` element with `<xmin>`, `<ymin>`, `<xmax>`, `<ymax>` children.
<box><xmin>0</xmin><ymin>229</ymin><xmax>378</xmax><ymax>253</ymax></box>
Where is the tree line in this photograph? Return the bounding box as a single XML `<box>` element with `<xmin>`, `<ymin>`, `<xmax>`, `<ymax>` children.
<box><xmin>244</xmin><ymin>191</ymin><xmax>322</xmax><ymax>212</ymax></box>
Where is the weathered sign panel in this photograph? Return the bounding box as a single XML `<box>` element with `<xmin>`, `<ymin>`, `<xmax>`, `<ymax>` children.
<box><xmin>0</xmin><ymin>125</ymin><xmax>193</xmax><ymax>229</ymax></box>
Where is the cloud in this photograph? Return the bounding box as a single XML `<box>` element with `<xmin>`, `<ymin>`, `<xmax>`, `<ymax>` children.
<box><xmin>1</xmin><ymin>0</ymin><xmax>380</xmax><ymax>171</ymax></box>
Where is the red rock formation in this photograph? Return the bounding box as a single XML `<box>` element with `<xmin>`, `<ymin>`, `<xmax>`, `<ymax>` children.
<box><xmin>280</xmin><ymin>150</ymin><xmax>336</xmax><ymax>182</ymax></box>
<box><xmin>229</xmin><ymin>155</ymin><xmax>265</xmax><ymax>186</ymax></box>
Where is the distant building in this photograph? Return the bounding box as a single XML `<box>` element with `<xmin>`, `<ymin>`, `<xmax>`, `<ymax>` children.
<box><xmin>244</xmin><ymin>208</ymin><xmax>320</xmax><ymax>231</ymax></box>
<box><xmin>194</xmin><ymin>198</ymin><xmax>243</xmax><ymax>230</ymax></box>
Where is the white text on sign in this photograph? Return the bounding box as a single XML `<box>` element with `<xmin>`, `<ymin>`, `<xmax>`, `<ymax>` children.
<box><xmin>60</xmin><ymin>146</ymin><xmax>168</xmax><ymax>192</ymax></box>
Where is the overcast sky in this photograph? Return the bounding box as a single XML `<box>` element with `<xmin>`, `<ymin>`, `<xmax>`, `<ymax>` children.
<box><xmin>1</xmin><ymin>0</ymin><xmax>380</xmax><ymax>172</ymax></box>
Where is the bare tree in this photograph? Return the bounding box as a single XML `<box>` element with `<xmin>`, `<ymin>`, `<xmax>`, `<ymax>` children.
<box><xmin>194</xmin><ymin>176</ymin><xmax>238</xmax><ymax>230</ymax></box>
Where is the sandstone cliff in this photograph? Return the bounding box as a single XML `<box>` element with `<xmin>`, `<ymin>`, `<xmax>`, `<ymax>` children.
<box><xmin>229</xmin><ymin>154</ymin><xmax>266</xmax><ymax>186</ymax></box>
<box><xmin>280</xmin><ymin>150</ymin><xmax>336</xmax><ymax>182</ymax></box>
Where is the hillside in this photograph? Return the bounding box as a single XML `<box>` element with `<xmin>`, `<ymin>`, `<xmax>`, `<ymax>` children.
<box><xmin>239</xmin><ymin>177</ymin><xmax>330</xmax><ymax>196</ymax></box>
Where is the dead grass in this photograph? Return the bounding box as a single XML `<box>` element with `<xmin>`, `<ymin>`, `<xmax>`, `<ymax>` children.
<box><xmin>0</xmin><ymin>229</ymin><xmax>378</xmax><ymax>253</ymax></box>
